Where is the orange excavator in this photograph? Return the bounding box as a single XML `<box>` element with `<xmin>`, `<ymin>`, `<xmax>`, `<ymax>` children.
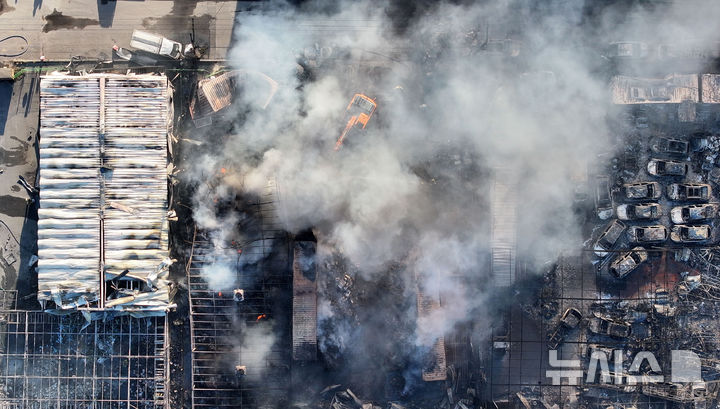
<box><xmin>334</xmin><ymin>94</ymin><xmax>377</xmax><ymax>151</ymax></box>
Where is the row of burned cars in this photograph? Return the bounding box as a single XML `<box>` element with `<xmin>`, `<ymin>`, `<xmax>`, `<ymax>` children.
<box><xmin>593</xmin><ymin>137</ymin><xmax>716</xmax><ymax>279</ymax></box>
<box><xmin>547</xmin><ymin>307</ymin><xmax>633</xmax><ymax>349</ymax></box>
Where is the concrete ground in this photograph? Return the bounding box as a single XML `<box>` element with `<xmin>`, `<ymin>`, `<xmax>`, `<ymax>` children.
<box><xmin>0</xmin><ymin>72</ymin><xmax>39</xmax><ymax>303</ymax></box>
<box><xmin>0</xmin><ymin>0</ymin><xmax>254</xmax><ymax>62</ymax></box>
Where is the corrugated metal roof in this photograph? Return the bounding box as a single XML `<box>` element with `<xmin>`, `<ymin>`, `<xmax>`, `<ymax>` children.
<box><xmin>39</xmin><ymin>77</ymin><xmax>102</xmax><ymax>304</ymax></box>
<box><xmin>38</xmin><ymin>74</ymin><xmax>171</xmax><ymax>314</ymax></box>
<box><xmin>491</xmin><ymin>168</ymin><xmax>517</xmax><ymax>287</ymax></box>
<box><xmin>292</xmin><ymin>241</ymin><xmax>317</xmax><ymax>361</ymax></box>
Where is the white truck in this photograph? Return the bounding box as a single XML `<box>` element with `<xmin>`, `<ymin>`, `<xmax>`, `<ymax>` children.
<box><xmin>129</xmin><ymin>30</ymin><xmax>191</xmax><ymax>60</ymax></box>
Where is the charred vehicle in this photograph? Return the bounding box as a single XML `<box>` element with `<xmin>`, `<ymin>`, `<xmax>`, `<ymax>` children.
<box><xmin>668</xmin><ymin>183</ymin><xmax>711</xmax><ymax>201</ymax></box>
<box><xmin>547</xmin><ymin>308</ymin><xmax>583</xmax><ymax>349</ymax></box>
<box><xmin>595</xmin><ymin>175</ymin><xmax>613</xmax><ymax>219</ymax></box>
<box><xmin>671</xmin><ymin>224</ymin><xmax>712</xmax><ymax>243</ymax></box>
<box><xmin>651</xmin><ymin>137</ymin><xmax>689</xmax><ymax>156</ymax></box>
<box><xmin>628</xmin><ymin>225</ymin><xmax>667</xmax><ymax>243</ymax></box>
<box><xmin>671</xmin><ymin>203</ymin><xmax>717</xmax><ymax>223</ymax></box>
<box><xmin>593</xmin><ymin>219</ymin><xmax>627</xmax><ymax>258</ymax></box>
<box><xmin>623</xmin><ymin>182</ymin><xmax>661</xmax><ymax>200</ymax></box>
<box><xmin>616</xmin><ymin>203</ymin><xmax>661</xmax><ymax>220</ymax></box>
<box><xmin>654</xmin><ymin>288</ymin><xmax>677</xmax><ymax>316</ymax></box>
<box><xmin>561</xmin><ymin>307</ymin><xmax>583</xmax><ymax>327</ymax></box>
<box><xmin>647</xmin><ymin>159</ymin><xmax>688</xmax><ymax>176</ymax></box>
<box><xmin>609</xmin><ymin>247</ymin><xmax>648</xmax><ymax>279</ymax></box>
<box><xmin>588</xmin><ymin>315</ymin><xmax>632</xmax><ymax>338</ymax></box>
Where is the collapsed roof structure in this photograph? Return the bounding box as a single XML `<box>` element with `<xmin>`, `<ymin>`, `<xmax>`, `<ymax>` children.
<box><xmin>189</xmin><ymin>70</ymin><xmax>278</xmax><ymax>126</ymax></box>
<box><xmin>38</xmin><ymin>73</ymin><xmax>172</xmax><ymax>315</ymax></box>
<box><xmin>610</xmin><ymin>74</ymin><xmax>698</xmax><ymax>104</ymax></box>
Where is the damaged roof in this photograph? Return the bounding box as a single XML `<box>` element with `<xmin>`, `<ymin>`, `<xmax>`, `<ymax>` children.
<box><xmin>190</xmin><ymin>70</ymin><xmax>278</xmax><ymax>120</ymax></box>
<box><xmin>610</xmin><ymin>74</ymin><xmax>699</xmax><ymax>104</ymax></box>
<box><xmin>38</xmin><ymin>73</ymin><xmax>172</xmax><ymax>315</ymax></box>
<box><xmin>701</xmin><ymin>74</ymin><xmax>720</xmax><ymax>103</ymax></box>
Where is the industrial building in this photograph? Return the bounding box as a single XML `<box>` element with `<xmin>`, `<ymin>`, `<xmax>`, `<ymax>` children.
<box><xmin>0</xmin><ymin>73</ymin><xmax>174</xmax><ymax>408</ymax></box>
<box><xmin>38</xmin><ymin>73</ymin><xmax>172</xmax><ymax>314</ymax></box>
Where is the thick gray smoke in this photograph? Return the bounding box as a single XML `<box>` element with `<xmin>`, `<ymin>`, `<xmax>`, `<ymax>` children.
<box><xmin>214</xmin><ymin>0</ymin><xmax>608</xmax><ymax>342</ymax></box>
<box><xmin>186</xmin><ymin>0</ymin><xmax>720</xmax><ymax>397</ymax></box>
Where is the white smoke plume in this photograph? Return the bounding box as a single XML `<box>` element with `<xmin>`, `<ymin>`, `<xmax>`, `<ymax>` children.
<box><xmin>234</xmin><ymin>321</ymin><xmax>277</xmax><ymax>378</ymax></box>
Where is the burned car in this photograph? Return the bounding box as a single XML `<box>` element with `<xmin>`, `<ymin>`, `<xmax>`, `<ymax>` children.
<box><xmin>668</xmin><ymin>183</ymin><xmax>711</xmax><ymax>201</ymax></box>
<box><xmin>647</xmin><ymin>159</ymin><xmax>688</xmax><ymax>176</ymax></box>
<box><xmin>609</xmin><ymin>247</ymin><xmax>648</xmax><ymax>279</ymax></box>
<box><xmin>616</xmin><ymin>203</ymin><xmax>661</xmax><ymax>220</ymax></box>
<box><xmin>560</xmin><ymin>307</ymin><xmax>583</xmax><ymax>328</ymax></box>
<box><xmin>623</xmin><ymin>182</ymin><xmax>661</xmax><ymax>200</ymax></box>
<box><xmin>671</xmin><ymin>203</ymin><xmax>718</xmax><ymax>223</ymax></box>
<box><xmin>593</xmin><ymin>219</ymin><xmax>627</xmax><ymax>258</ymax></box>
<box><xmin>588</xmin><ymin>316</ymin><xmax>632</xmax><ymax>338</ymax></box>
<box><xmin>670</xmin><ymin>224</ymin><xmax>712</xmax><ymax>243</ymax></box>
<box><xmin>651</xmin><ymin>137</ymin><xmax>689</xmax><ymax>156</ymax></box>
<box><xmin>654</xmin><ymin>288</ymin><xmax>677</xmax><ymax>316</ymax></box>
<box><xmin>628</xmin><ymin>225</ymin><xmax>667</xmax><ymax>243</ymax></box>
<box><xmin>547</xmin><ymin>308</ymin><xmax>583</xmax><ymax>349</ymax></box>
<box><xmin>595</xmin><ymin>175</ymin><xmax>613</xmax><ymax>219</ymax></box>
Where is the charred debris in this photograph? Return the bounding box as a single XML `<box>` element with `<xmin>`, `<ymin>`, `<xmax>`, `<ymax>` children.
<box><xmin>515</xmin><ymin>58</ymin><xmax>720</xmax><ymax>408</ymax></box>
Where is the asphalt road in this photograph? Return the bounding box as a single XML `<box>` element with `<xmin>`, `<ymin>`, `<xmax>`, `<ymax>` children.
<box><xmin>0</xmin><ymin>0</ymin><xmax>253</xmax><ymax>62</ymax></box>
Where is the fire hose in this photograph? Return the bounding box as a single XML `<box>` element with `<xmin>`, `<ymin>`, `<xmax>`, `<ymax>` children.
<box><xmin>0</xmin><ymin>35</ymin><xmax>29</xmax><ymax>58</ymax></box>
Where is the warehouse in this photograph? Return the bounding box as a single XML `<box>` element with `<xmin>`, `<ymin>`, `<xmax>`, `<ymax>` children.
<box><xmin>38</xmin><ymin>73</ymin><xmax>172</xmax><ymax>314</ymax></box>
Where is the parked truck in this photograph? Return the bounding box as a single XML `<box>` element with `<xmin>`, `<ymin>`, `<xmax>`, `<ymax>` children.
<box><xmin>129</xmin><ymin>30</ymin><xmax>191</xmax><ymax>60</ymax></box>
